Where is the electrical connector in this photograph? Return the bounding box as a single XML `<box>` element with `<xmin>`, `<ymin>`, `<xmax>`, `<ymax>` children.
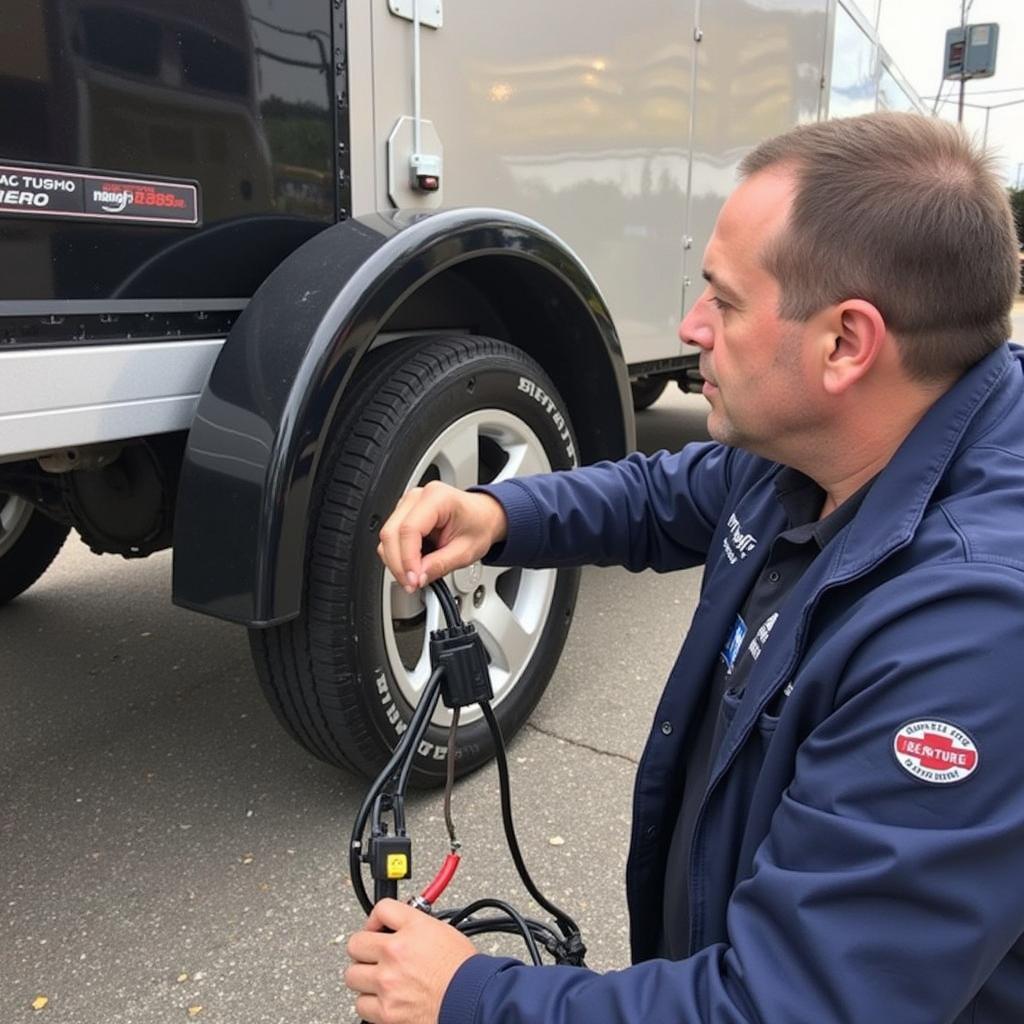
<box><xmin>552</xmin><ymin>932</ymin><xmax>588</xmax><ymax>966</ymax></box>
<box><xmin>368</xmin><ymin>834</ymin><xmax>412</xmax><ymax>881</ymax></box>
<box><xmin>429</xmin><ymin>624</ymin><xmax>493</xmax><ymax>709</ymax></box>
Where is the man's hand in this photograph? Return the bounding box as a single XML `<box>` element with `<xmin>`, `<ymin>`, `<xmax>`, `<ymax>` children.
<box><xmin>345</xmin><ymin>899</ymin><xmax>477</xmax><ymax>1024</ymax></box>
<box><xmin>377</xmin><ymin>481</ymin><xmax>508</xmax><ymax>594</ymax></box>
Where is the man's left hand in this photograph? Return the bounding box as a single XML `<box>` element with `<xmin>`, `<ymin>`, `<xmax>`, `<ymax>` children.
<box><xmin>345</xmin><ymin>899</ymin><xmax>477</xmax><ymax>1024</ymax></box>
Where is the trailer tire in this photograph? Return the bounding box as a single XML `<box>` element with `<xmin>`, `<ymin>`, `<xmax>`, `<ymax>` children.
<box><xmin>0</xmin><ymin>495</ymin><xmax>71</xmax><ymax>606</ymax></box>
<box><xmin>630</xmin><ymin>376</ymin><xmax>668</xmax><ymax>410</ymax></box>
<box><xmin>249</xmin><ymin>335</ymin><xmax>580</xmax><ymax>785</ymax></box>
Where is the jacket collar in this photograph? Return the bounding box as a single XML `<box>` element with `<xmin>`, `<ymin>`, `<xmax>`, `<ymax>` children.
<box><xmin>832</xmin><ymin>342</ymin><xmax>1015</xmax><ymax>579</ymax></box>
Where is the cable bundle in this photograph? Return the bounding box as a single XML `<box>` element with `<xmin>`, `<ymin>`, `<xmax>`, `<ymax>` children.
<box><xmin>349</xmin><ymin>579</ymin><xmax>587</xmax><ymax>967</ymax></box>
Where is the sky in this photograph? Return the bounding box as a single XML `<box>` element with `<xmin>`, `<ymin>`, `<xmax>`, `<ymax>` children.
<box><xmin>877</xmin><ymin>0</ymin><xmax>1024</xmax><ymax>186</ymax></box>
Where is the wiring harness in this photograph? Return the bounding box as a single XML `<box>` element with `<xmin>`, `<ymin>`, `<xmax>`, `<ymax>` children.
<box><xmin>349</xmin><ymin>578</ymin><xmax>587</xmax><ymax>968</ymax></box>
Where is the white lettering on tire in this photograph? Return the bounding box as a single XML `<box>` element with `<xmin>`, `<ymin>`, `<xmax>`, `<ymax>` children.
<box><xmin>517</xmin><ymin>376</ymin><xmax>577</xmax><ymax>466</ymax></box>
<box><xmin>374</xmin><ymin>667</ymin><xmax>479</xmax><ymax>760</ymax></box>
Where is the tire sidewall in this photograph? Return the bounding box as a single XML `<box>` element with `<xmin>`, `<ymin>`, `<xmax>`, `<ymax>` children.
<box><xmin>0</xmin><ymin>500</ymin><xmax>70</xmax><ymax>605</ymax></box>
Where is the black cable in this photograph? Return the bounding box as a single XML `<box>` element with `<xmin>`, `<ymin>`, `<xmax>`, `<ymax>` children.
<box><xmin>350</xmin><ymin>664</ymin><xmax>445</xmax><ymax>915</ymax></box>
<box><xmin>350</xmin><ymin>578</ymin><xmax>586</xmax><ymax>966</ymax></box>
<box><xmin>441</xmin><ymin>911</ymin><xmax>563</xmax><ymax>950</ymax></box>
<box><xmin>480</xmin><ymin>700</ymin><xmax>582</xmax><ymax>939</ymax></box>
<box><xmin>350</xmin><ymin>582</ymin><xmax>454</xmax><ymax>902</ymax></box>
<box><xmin>447</xmin><ymin>898</ymin><xmax>544</xmax><ymax>966</ymax></box>
<box><xmin>429</xmin><ymin>578</ymin><xmax>462</xmax><ymax>627</ymax></box>
<box><xmin>395</xmin><ymin>675</ymin><xmax>443</xmax><ymax>803</ymax></box>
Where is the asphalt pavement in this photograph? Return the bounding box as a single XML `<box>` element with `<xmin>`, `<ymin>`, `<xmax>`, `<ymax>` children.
<box><xmin>1</xmin><ymin>389</ymin><xmax>711</xmax><ymax>1024</ymax></box>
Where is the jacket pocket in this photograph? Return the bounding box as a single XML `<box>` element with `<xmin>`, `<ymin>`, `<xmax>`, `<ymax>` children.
<box><xmin>721</xmin><ymin>686</ymin><xmax>743</xmax><ymax>731</ymax></box>
<box><xmin>757</xmin><ymin>707</ymin><xmax>781</xmax><ymax>737</ymax></box>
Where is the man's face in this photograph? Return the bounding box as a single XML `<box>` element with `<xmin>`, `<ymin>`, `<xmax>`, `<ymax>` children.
<box><xmin>679</xmin><ymin>169</ymin><xmax>826</xmax><ymax>459</ymax></box>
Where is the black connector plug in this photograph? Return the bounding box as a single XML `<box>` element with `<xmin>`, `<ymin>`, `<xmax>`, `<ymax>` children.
<box><xmin>429</xmin><ymin>624</ymin><xmax>493</xmax><ymax>709</ymax></box>
<box><xmin>552</xmin><ymin>932</ymin><xmax>588</xmax><ymax>966</ymax></box>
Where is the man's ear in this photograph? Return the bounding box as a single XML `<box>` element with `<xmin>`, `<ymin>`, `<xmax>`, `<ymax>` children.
<box><xmin>820</xmin><ymin>300</ymin><xmax>887</xmax><ymax>396</ymax></box>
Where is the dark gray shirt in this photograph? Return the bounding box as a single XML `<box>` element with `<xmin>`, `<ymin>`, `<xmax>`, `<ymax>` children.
<box><xmin>659</xmin><ymin>467</ymin><xmax>874</xmax><ymax>959</ymax></box>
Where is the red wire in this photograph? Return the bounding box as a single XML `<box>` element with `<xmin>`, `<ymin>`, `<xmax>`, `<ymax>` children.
<box><xmin>420</xmin><ymin>852</ymin><xmax>460</xmax><ymax>906</ymax></box>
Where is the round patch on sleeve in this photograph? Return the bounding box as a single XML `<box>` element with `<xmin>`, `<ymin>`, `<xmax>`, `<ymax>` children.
<box><xmin>893</xmin><ymin>720</ymin><xmax>979</xmax><ymax>785</ymax></box>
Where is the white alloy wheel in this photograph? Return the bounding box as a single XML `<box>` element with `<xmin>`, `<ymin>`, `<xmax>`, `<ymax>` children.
<box><xmin>381</xmin><ymin>409</ymin><xmax>557</xmax><ymax>725</ymax></box>
<box><xmin>0</xmin><ymin>494</ymin><xmax>34</xmax><ymax>559</ymax></box>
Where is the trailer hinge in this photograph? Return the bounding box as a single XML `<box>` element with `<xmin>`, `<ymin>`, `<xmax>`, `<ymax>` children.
<box><xmin>693</xmin><ymin>26</ymin><xmax>703</xmax><ymax>42</ymax></box>
<box><xmin>333</xmin><ymin>0</ymin><xmax>352</xmax><ymax>219</ymax></box>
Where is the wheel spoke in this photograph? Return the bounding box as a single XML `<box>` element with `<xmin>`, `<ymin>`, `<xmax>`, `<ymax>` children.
<box><xmin>478</xmin><ymin>564</ymin><xmax>505</xmax><ymax>592</ymax></box>
<box><xmin>472</xmin><ymin>592</ymin><xmax>533</xmax><ymax>673</ymax></box>
<box><xmin>405</xmin><ymin>595</ymin><xmax>441</xmax><ymax>695</ymax></box>
<box><xmin>389</xmin><ymin>578</ymin><xmax>424</xmax><ymax>621</ymax></box>
<box><xmin>434</xmin><ymin>421</ymin><xmax>480</xmax><ymax>491</ymax></box>
<box><xmin>0</xmin><ymin>494</ymin><xmax>34</xmax><ymax>559</ymax></box>
<box><xmin>494</xmin><ymin>442</ymin><xmax>548</xmax><ymax>483</ymax></box>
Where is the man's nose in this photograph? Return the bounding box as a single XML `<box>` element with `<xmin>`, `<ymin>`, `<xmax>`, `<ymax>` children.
<box><xmin>679</xmin><ymin>302</ymin><xmax>714</xmax><ymax>350</ymax></box>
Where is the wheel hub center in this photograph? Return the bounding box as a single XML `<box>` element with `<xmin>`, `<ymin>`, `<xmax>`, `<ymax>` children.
<box><xmin>452</xmin><ymin>561</ymin><xmax>483</xmax><ymax>595</ymax></box>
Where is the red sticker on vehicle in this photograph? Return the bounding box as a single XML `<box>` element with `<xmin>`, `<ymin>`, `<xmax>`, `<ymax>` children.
<box><xmin>892</xmin><ymin>720</ymin><xmax>979</xmax><ymax>785</ymax></box>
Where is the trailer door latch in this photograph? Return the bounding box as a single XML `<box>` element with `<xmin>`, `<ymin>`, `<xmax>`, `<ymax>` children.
<box><xmin>410</xmin><ymin>152</ymin><xmax>442</xmax><ymax>192</ymax></box>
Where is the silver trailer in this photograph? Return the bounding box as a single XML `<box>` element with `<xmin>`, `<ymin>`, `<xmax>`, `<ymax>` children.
<box><xmin>0</xmin><ymin>0</ymin><xmax>920</xmax><ymax>780</ymax></box>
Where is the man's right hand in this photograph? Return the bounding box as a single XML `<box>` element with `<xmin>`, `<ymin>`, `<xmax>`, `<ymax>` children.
<box><xmin>377</xmin><ymin>481</ymin><xmax>508</xmax><ymax>594</ymax></box>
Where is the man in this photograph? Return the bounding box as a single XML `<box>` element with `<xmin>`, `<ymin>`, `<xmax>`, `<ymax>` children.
<box><xmin>346</xmin><ymin>112</ymin><xmax>1024</xmax><ymax>1023</ymax></box>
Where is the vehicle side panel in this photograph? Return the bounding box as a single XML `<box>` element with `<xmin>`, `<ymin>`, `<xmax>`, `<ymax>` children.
<box><xmin>682</xmin><ymin>0</ymin><xmax>830</xmax><ymax>307</ymax></box>
<box><xmin>366</xmin><ymin>0</ymin><xmax>696</xmax><ymax>366</ymax></box>
<box><xmin>0</xmin><ymin>0</ymin><xmax>336</xmax><ymax>302</ymax></box>
<box><xmin>366</xmin><ymin>1</ymin><xmax>830</xmax><ymax>367</ymax></box>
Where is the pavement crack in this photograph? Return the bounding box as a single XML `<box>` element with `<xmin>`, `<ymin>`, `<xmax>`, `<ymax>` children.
<box><xmin>525</xmin><ymin>722</ymin><xmax>639</xmax><ymax>766</ymax></box>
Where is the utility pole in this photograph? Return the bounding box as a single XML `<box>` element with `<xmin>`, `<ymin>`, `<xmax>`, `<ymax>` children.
<box><xmin>957</xmin><ymin>0</ymin><xmax>969</xmax><ymax>124</ymax></box>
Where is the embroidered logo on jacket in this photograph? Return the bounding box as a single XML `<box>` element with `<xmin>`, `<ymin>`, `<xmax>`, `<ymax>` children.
<box><xmin>723</xmin><ymin>513</ymin><xmax>758</xmax><ymax>564</ymax></box>
<box><xmin>748</xmin><ymin>612</ymin><xmax>779</xmax><ymax>661</ymax></box>
<box><xmin>892</xmin><ymin>720</ymin><xmax>979</xmax><ymax>785</ymax></box>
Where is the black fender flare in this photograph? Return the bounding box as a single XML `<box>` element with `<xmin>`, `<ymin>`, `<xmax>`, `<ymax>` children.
<box><xmin>172</xmin><ymin>207</ymin><xmax>633</xmax><ymax>626</ymax></box>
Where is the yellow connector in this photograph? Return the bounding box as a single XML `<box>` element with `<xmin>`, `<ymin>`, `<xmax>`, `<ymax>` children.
<box><xmin>386</xmin><ymin>853</ymin><xmax>409</xmax><ymax>879</ymax></box>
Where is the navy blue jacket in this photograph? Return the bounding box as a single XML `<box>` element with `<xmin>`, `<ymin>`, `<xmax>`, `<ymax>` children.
<box><xmin>440</xmin><ymin>343</ymin><xmax>1024</xmax><ymax>1024</ymax></box>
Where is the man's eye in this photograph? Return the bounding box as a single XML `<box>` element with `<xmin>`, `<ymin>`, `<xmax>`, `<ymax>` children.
<box><xmin>708</xmin><ymin>295</ymin><xmax>731</xmax><ymax>311</ymax></box>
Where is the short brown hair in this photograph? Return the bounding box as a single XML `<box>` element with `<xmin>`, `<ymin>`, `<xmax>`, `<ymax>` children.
<box><xmin>739</xmin><ymin>112</ymin><xmax>1018</xmax><ymax>381</ymax></box>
